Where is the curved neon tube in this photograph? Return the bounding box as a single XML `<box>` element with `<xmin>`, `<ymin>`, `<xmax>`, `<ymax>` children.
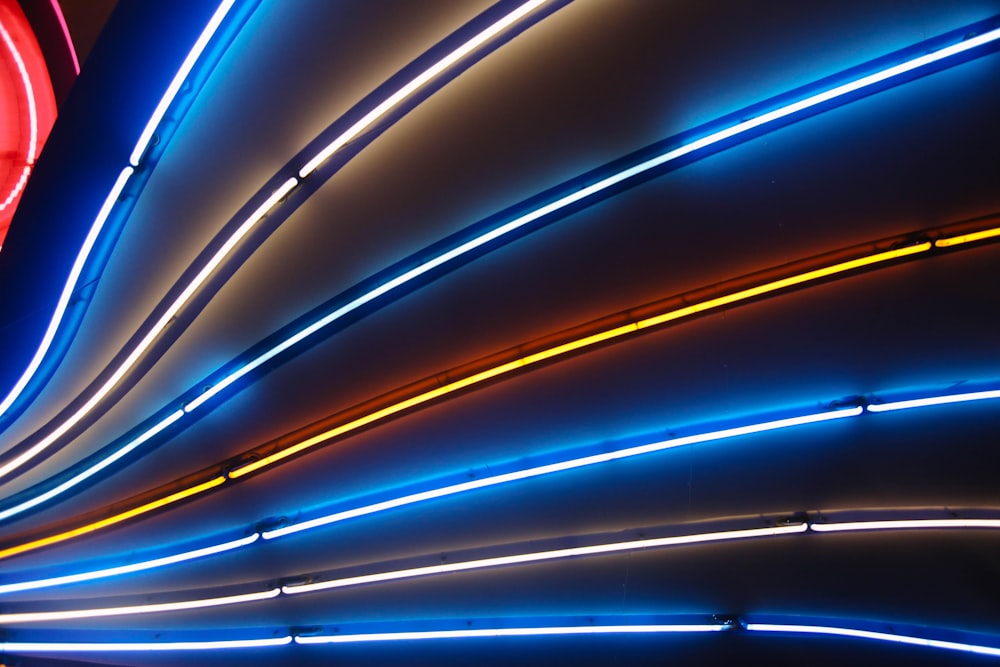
<box><xmin>283</xmin><ymin>524</ymin><xmax>809</xmax><ymax>595</ymax></box>
<box><xmin>2</xmin><ymin>637</ymin><xmax>293</xmax><ymax>652</ymax></box>
<box><xmin>4</xmin><ymin>512</ymin><xmax>1000</xmax><ymax>619</ymax></box>
<box><xmin>296</xmin><ymin>625</ymin><xmax>728</xmax><ymax>643</ymax></box>
<box><xmin>0</xmin><ymin>0</ymin><xmax>558</xmax><ymax>485</ymax></box>
<box><xmin>1</xmin><ymin>229</ymin><xmax>992</xmax><ymax>555</ymax></box>
<box><xmin>48</xmin><ymin>0</ymin><xmax>80</xmax><ymax>74</ymax></box>
<box><xmin>5</xmin><ymin>13</ymin><xmax>997</xmax><ymax>511</ymax></box>
<box><xmin>0</xmin><ymin>587</ymin><xmax>278</xmax><ymax>624</ymax></box>
<box><xmin>0</xmin><ymin>532</ymin><xmax>257</xmax><ymax>594</ymax></box>
<box><xmin>745</xmin><ymin>623</ymin><xmax>1000</xmax><ymax>658</ymax></box>
<box><xmin>298</xmin><ymin>0</ymin><xmax>549</xmax><ymax>178</ymax></box>
<box><xmin>229</xmin><ymin>243</ymin><xmax>928</xmax><ymax>479</ymax></box>
<box><xmin>0</xmin><ymin>0</ymin><xmax>241</xmax><ymax>426</ymax></box>
<box><xmin>867</xmin><ymin>388</ymin><xmax>1000</xmax><ymax>412</ymax></box>
<box><xmin>0</xmin><ymin>17</ymin><xmax>38</xmax><ymax>213</ymax></box>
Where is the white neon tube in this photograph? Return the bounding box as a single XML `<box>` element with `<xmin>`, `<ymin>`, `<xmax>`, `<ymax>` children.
<box><xmin>0</xmin><ymin>533</ymin><xmax>257</xmax><ymax>595</ymax></box>
<box><xmin>0</xmin><ymin>166</ymin><xmax>133</xmax><ymax>420</ymax></box>
<box><xmin>0</xmin><ymin>17</ymin><xmax>38</xmax><ymax>212</ymax></box>
<box><xmin>867</xmin><ymin>389</ymin><xmax>1000</xmax><ymax>413</ymax></box>
<box><xmin>190</xmin><ymin>24</ymin><xmax>1000</xmax><ymax>414</ymax></box>
<box><xmin>2</xmin><ymin>637</ymin><xmax>293</xmax><ymax>652</ymax></box>
<box><xmin>129</xmin><ymin>0</ymin><xmax>236</xmax><ymax>166</ymax></box>
<box><xmin>0</xmin><ymin>177</ymin><xmax>297</xmax><ymax>482</ymax></box>
<box><xmin>746</xmin><ymin>623</ymin><xmax>1000</xmax><ymax>658</ymax></box>
<box><xmin>0</xmin><ymin>587</ymin><xmax>278</xmax><ymax>623</ymax></box>
<box><xmin>265</xmin><ymin>408</ymin><xmax>860</xmax><ymax>540</ymax></box>
<box><xmin>283</xmin><ymin>524</ymin><xmax>807</xmax><ymax>595</ymax></box>
<box><xmin>298</xmin><ymin>0</ymin><xmax>549</xmax><ymax>178</ymax></box>
<box><xmin>0</xmin><ymin>1</ymin><xmax>245</xmax><ymax>426</ymax></box>
<box><xmin>296</xmin><ymin>624</ymin><xmax>727</xmax><ymax>644</ymax></box>
<box><xmin>811</xmin><ymin>518</ymin><xmax>1000</xmax><ymax>533</ymax></box>
<box><xmin>0</xmin><ymin>409</ymin><xmax>185</xmax><ymax>522</ymax></box>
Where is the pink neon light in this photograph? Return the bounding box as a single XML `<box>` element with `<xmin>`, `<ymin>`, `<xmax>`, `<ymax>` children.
<box><xmin>49</xmin><ymin>0</ymin><xmax>80</xmax><ymax>74</ymax></box>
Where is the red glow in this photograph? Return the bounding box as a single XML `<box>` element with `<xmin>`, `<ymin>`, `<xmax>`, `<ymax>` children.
<box><xmin>0</xmin><ymin>0</ymin><xmax>59</xmax><ymax>248</ymax></box>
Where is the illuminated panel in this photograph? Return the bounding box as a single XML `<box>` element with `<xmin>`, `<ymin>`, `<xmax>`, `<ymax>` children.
<box><xmin>746</xmin><ymin>623</ymin><xmax>1000</xmax><ymax>658</ymax></box>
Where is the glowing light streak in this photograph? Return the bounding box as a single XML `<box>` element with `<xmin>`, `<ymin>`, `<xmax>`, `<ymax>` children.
<box><xmin>0</xmin><ymin>533</ymin><xmax>258</xmax><ymax>594</ymax></box>
<box><xmin>298</xmin><ymin>0</ymin><xmax>550</xmax><ymax>178</ymax></box>
<box><xmin>0</xmin><ymin>16</ymin><xmax>38</xmax><ymax>212</ymax></box>
<box><xmin>0</xmin><ymin>588</ymin><xmax>278</xmax><ymax>623</ymax></box>
<box><xmin>0</xmin><ymin>476</ymin><xmax>224</xmax><ymax>560</ymax></box>
<box><xmin>866</xmin><ymin>388</ymin><xmax>1000</xmax><ymax>413</ymax></box>
<box><xmin>282</xmin><ymin>525</ymin><xmax>807</xmax><ymax>595</ymax></box>
<box><xmin>296</xmin><ymin>624</ymin><xmax>728</xmax><ymax>643</ymax></box>
<box><xmin>746</xmin><ymin>623</ymin><xmax>1000</xmax><ymax>658</ymax></box>
<box><xmin>129</xmin><ymin>0</ymin><xmax>236</xmax><ymax>166</ymax></box>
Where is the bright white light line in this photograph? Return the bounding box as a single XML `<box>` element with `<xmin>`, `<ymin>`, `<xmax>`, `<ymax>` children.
<box><xmin>2</xmin><ymin>637</ymin><xmax>293</xmax><ymax>652</ymax></box>
<box><xmin>0</xmin><ymin>409</ymin><xmax>184</xmax><ymax>522</ymax></box>
<box><xmin>191</xmin><ymin>24</ymin><xmax>1000</xmax><ymax>412</ymax></box>
<box><xmin>297</xmin><ymin>625</ymin><xmax>727</xmax><ymax>644</ymax></box>
<box><xmin>867</xmin><ymin>388</ymin><xmax>1000</xmax><ymax>412</ymax></box>
<box><xmin>297</xmin><ymin>0</ymin><xmax>548</xmax><ymax>178</ymax></box>
<box><xmin>5</xmin><ymin>19</ymin><xmax>999</xmax><ymax>517</ymax></box>
<box><xmin>0</xmin><ymin>0</ymin><xmax>240</xmax><ymax>425</ymax></box>
<box><xmin>812</xmin><ymin>518</ymin><xmax>1000</xmax><ymax>533</ymax></box>
<box><xmin>128</xmin><ymin>0</ymin><xmax>236</xmax><ymax>166</ymax></box>
<box><xmin>0</xmin><ymin>533</ymin><xmax>257</xmax><ymax>595</ymax></box>
<box><xmin>0</xmin><ymin>166</ymin><xmax>134</xmax><ymax>420</ymax></box>
<box><xmin>0</xmin><ymin>17</ymin><xmax>38</xmax><ymax>211</ymax></box>
<box><xmin>0</xmin><ymin>587</ymin><xmax>279</xmax><ymax>624</ymax></box>
<box><xmin>0</xmin><ymin>177</ymin><xmax>297</xmax><ymax>482</ymax></box>
<box><xmin>746</xmin><ymin>623</ymin><xmax>1000</xmax><ymax>658</ymax></box>
<box><xmin>283</xmin><ymin>524</ymin><xmax>808</xmax><ymax>595</ymax></box>
<box><xmin>264</xmin><ymin>408</ymin><xmax>860</xmax><ymax>539</ymax></box>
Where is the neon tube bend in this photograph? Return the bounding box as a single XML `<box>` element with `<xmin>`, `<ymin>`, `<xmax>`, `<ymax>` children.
<box><xmin>0</xmin><ymin>0</ymin><xmax>246</xmax><ymax>429</ymax></box>
<box><xmin>2</xmin><ymin>511</ymin><xmax>1000</xmax><ymax>619</ymax></box>
<box><xmin>3</xmin><ymin>14</ymin><xmax>999</xmax><ymax>518</ymax></box>
<box><xmin>0</xmin><ymin>0</ymin><xmax>563</xmax><ymax>486</ymax></box>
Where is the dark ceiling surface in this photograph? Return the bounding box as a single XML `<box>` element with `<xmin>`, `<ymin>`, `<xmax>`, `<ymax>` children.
<box><xmin>1</xmin><ymin>1</ymin><xmax>999</xmax><ymax>665</ymax></box>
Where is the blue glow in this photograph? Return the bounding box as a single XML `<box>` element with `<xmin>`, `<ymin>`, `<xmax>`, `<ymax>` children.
<box><xmin>867</xmin><ymin>388</ymin><xmax>1000</xmax><ymax>413</ymax></box>
<box><xmin>2</xmin><ymin>637</ymin><xmax>293</xmax><ymax>652</ymax></box>
<box><xmin>296</xmin><ymin>624</ymin><xmax>727</xmax><ymax>643</ymax></box>
<box><xmin>128</xmin><ymin>0</ymin><xmax>236</xmax><ymax>167</ymax></box>
<box><xmin>0</xmin><ymin>532</ymin><xmax>257</xmax><ymax>595</ymax></box>
<box><xmin>4</xmin><ymin>16</ymin><xmax>999</xmax><ymax>520</ymax></box>
<box><xmin>264</xmin><ymin>407</ymin><xmax>861</xmax><ymax>540</ymax></box>
<box><xmin>0</xmin><ymin>0</ymin><xmax>253</xmax><ymax>430</ymax></box>
<box><xmin>746</xmin><ymin>622</ymin><xmax>1000</xmax><ymax>658</ymax></box>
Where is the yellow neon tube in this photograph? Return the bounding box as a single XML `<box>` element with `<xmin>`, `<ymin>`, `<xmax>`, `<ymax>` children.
<box><xmin>0</xmin><ymin>236</ymin><xmax>945</xmax><ymax>559</ymax></box>
<box><xmin>231</xmin><ymin>242</ymin><xmax>930</xmax><ymax>479</ymax></box>
<box><xmin>935</xmin><ymin>226</ymin><xmax>1000</xmax><ymax>248</ymax></box>
<box><xmin>0</xmin><ymin>477</ymin><xmax>225</xmax><ymax>561</ymax></box>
